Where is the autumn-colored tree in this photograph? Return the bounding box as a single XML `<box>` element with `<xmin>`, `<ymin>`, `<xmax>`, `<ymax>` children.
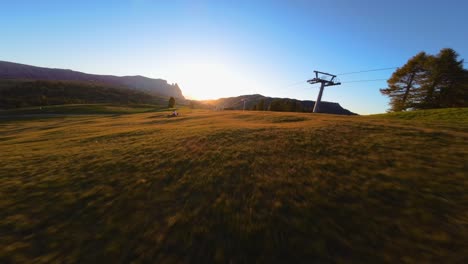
<box><xmin>381</xmin><ymin>48</ymin><xmax>467</xmax><ymax>111</ymax></box>
<box><xmin>380</xmin><ymin>52</ymin><xmax>428</xmax><ymax>111</ymax></box>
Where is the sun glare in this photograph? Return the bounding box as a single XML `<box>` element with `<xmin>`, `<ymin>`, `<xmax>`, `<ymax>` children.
<box><xmin>174</xmin><ymin>61</ymin><xmax>258</xmax><ymax>100</ymax></box>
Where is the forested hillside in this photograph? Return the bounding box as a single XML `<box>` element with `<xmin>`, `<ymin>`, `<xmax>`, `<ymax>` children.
<box><xmin>0</xmin><ymin>60</ymin><xmax>185</xmax><ymax>99</ymax></box>
<box><xmin>203</xmin><ymin>94</ymin><xmax>357</xmax><ymax>115</ymax></box>
<box><xmin>0</xmin><ymin>80</ymin><xmax>167</xmax><ymax>109</ymax></box>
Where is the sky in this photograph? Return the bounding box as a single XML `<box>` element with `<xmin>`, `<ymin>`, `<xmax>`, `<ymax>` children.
<box><xmin>1</xmin><ymin>0</ymin><xmax>467</xmax><ymax>114</ymax></box>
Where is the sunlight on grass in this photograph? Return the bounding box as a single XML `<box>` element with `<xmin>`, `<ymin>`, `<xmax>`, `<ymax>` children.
<box><xmin>0</xmin><ymin>108</ymin><xmax>467</xmax><ymax>262</ymax></box>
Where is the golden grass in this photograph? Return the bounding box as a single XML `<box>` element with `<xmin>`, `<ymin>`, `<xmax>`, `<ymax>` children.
<box><xmin>1</xmin><ymin>109</ymin><xmax>467</xmax><ymax>263</ymax></box>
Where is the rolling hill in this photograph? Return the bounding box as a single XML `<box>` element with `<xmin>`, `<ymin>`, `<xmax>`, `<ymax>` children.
<box><xmin>0</xmin><ymin>60</ymin><xmax>184</xmax><ymax>99</ymax></box>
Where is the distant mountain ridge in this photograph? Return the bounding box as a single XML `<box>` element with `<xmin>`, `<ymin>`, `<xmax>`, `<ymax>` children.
<box><xmin>0</xmin><ymin>60</ymin><xmax>184</xmax><ymax>99</ymax></box>
<box><xmin>204</xmin><ymin>94</ymin><xmax>357</xmax><ymax>115</ymax></box>
<box><xmin>0</xmin><ymin>61</ymin><xmax>355</xmax><ymax>114</ymax></box>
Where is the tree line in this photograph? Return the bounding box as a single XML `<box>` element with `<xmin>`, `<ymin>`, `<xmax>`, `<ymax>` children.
<box><xmin>251</xmin><ymin>99</ymin><xmax>305</xmax><ymax>112</ymax></box>
<box><xmin>381</xmin><ymin>48</ymin><xmax>467</xmax><ymax>112</ymax></box>
<box><xmin>0</xmin><ymin>80</ymin><xmax>165</xmax><ymax>109</ymax></box>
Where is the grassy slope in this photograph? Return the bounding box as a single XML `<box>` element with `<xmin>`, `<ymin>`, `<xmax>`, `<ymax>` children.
<box><xmin>369</xmin><ymin>108</ymin><xmax>468</xmax><ymax>132</ymax></box>
<box><xmin>0</xmin><ymin>108</ymin><xmax>467</xmax><ymax>263</ymax></box>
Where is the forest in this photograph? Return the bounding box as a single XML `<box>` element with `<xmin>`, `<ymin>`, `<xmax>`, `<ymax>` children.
<box><xmin>0</xmin><ymin>80</ymin><xmax>167</xmax><ymax>109</ymax></box>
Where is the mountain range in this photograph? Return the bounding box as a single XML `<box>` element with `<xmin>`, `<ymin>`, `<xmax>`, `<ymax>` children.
<box><xmin>0</xmin><ymin>60</ymin><xmax>355</xmax><ymax>114</ymax></box>
<box><xmin>0</xmin><ymin>60</ymin><xmax>184</xmax><ymax>99</ymax></box>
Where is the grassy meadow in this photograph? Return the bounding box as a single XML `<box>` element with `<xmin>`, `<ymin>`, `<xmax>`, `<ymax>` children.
<box><xmin>0</xmin><ymin>107</ymin><xmax>467</xmax><ymax>263</ymax></box>
<box><xmin>0</xmin><ymin>104</ymin><xmax>164</xmax><ymax>116</ymax></box>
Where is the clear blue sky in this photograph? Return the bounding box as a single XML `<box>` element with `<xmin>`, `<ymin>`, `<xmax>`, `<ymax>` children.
<box><xmin>1</xmin><ymin>0</ymin><xmax>467</xmax><ymax>114</ymax></box>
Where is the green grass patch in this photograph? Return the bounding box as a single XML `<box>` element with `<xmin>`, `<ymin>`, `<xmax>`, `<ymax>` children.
<box><xmin>371</xmin><ymin>107</ymin><xmax>468</xmax><ymax>122</ymax></box>
<box><xmin>0</xmin><ymin>104</ymin><xmax>165</xmax><ymax>115</ymax></box>
<box><xmin>369</xmin><ymin>108</ymin><xmax>468</xmax><ymax>132</ymax></box>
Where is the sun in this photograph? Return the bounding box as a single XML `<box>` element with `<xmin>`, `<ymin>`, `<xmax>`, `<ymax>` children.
<box><xmin>174</xmin><ymin>61</ymin><xmax>258</xmax><ymax>100</ymax></box>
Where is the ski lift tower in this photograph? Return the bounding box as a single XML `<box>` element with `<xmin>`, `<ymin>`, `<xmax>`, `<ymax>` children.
<box><xmin>307</xmin><ymin>71</ymin><xmax>341</xmax><ymax>113</ymax></box>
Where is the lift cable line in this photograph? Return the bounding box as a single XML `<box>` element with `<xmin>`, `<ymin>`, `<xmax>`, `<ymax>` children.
<box><xmin>341</xmin><ymin>78</ymin><xmax>388</xmax><ymax>83</ymax></box>
<box><xmin>279</xmin><ymin>66</ymin><xmax>400</xmax><ymax>91</ymax></box>
<box><xmin>277</xmin><ymin>63</ymin><xmax>467</xmax><ymax>94</ymax></box>
<box><xmin>307</xmin><ymin>71</ymin><xmax>341</xmax><ymax>113</ymax></box>
<box><xmin>336</xmin><ymin>67</ymin><xmax>398</xmax><ymax>76</ymax></box>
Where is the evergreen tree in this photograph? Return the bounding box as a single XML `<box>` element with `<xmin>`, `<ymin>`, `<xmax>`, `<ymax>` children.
<box><xmin>295</xmin><ymin>101</ymin><xmax>303</xmax><ymax>112</ymax></box>
<box><xmin>422</xmin><ymin>48</ymin><xmax>465</xmax><ymax>108</ymax></box>
<box><xmin>287</xmin><ymin>100</ymin><xmax>296</xmax><ymax>112</ymax></box>
<box><xmin>269</xmin><ymin>100</ymin><xmax>283</xmax><ymax>111</ymax></box>
<box><xmin>268</xmin><ymin>99</ymin><xmax>303</xmax><ymax>112</ymax></box>
<box><xmin>258</xmin><ymin>99</ymin><xmax>265</xmax><ymax>111</ymax></box>
<box><xmin>168</xmin><ymin>97</ymin><xmax>175</xmax><ymax>108</ymax></box>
